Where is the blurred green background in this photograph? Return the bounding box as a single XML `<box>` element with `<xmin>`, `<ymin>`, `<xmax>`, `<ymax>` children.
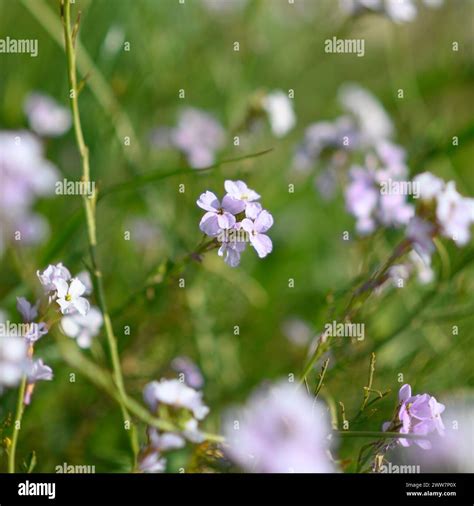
<box><xmin>0</xmin><ymin>0</ymin><xmax>473</xmax><ymax>472</ymax></box>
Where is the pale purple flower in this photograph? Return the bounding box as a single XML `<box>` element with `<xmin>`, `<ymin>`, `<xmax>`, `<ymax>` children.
<box><xmin>143</xmin><ymin>379</ymin><xmax>209</xmax><ymax>421</ymax></box>
<box><xmin>16</xmin><ymin>297</ymin><xmax>38</xmax><ymax>323</ymax></box>
<box><xmin>171</xmin><ymin>108</ymin><xmax>226</xmax><ymax>169</ymax></box>
<box><xmin>54</xmin><ymin>278</ymin><xmax>90</xmax><ymax>316</ymax></box>
<box><xmin>77</xmin><ymin>271</ymin><xmax>93</xmax><ymax>295</ymax></box>
<box><xmin>148</xmin><ymin>427</ymin><xmax>186</xmax><ymax>452</ymax></box>
<box><xmin>61</xmin><ymin>306</ymin><xmax>103</xmax><ymax>349</ymax></box>
<box><xmin>340</xmin><ymin>0</ymin><xmax>418</xmax><ymax>23</ymax></box>
<box><xmin>413</xmin><ymin>171</ymin><xmax>444</xmax><ymax>201</ymax></box>
<box><xmin>384</xmin><ymin>384</ymin><xmax>445</xmax><ymax>450</ymax></box>
<box><xmin>409</xmin><ymin>250</ymin><xmax>434</xmax><ymax>285</ymax></box>
<box><xmin>171</xmin><ymin>356</ymin><xmax>204</xmax><ymax>389</ymax></box>
<box><xmin>27</xmin><ymin>358</ymin><xmax>53</xmax><ymax>383</ymax></box>
<box><xmin>24</xmin><ymin>322</ymin><xmax>48</xmax><ymax>344</ymax></box>
<box><xmin>262</xmin><ymin>90</ymin><xmax>296</xmax><ymax>138</ymax></box>
<box><xmin>338</xmin><ymin>83</ymin><xmax>394</xmax><ymax>144</ymax></box>
<box><xmin>378</xmin><ymin>193</ymin><xmax>414</xmax><ymax>228</ymax></box>
<box><xmin>138</xmin><ymin>451</ymin><xmax>166</xmax><ymax>473</ymax></box>
<box><xmin>223</xmin><ymin>380</ymin><xmax>335</xmax><ymax>473</ymax></box>
<box><xmin>197</xmin><ymin>191</ymin><xmax>244</xmax><ymax>236</ymax></box>
<box><xmin>217</xmin><ymin>239</ymin><xmax>247</xmax><ymax>267</ymax></box>
<box><xmin>241</xmin><ymin>210</ymin><xmax>273</xmax><ymax>258</ymax></box>
<box><xmin>0</xmin><ymin>131</ymin><xmax>59</xmax><ymax>255</ymax></box>
<box><xmin>281</xmin><ymin>318</ymin><xmax>313</xmax><ymax>347</ymax></box>
<box><xmin>24</xmin><ymin>92</ymin><xmax>71</xmax><ymax>137</ymax></box>
<box><xmin>407</xmin><ymin>216</ymin><xmax>435</xmax><ymax>256</ymax></box>
<box><xmin>436</xmin><ymin>182</ymin><xmax>474</xmax><ymax>246</ymax></box>
<box><xmin>37</xmin><ymin>263</ymin><xmax>71</xmax><ymax>294</ymax></box>
<box><xmin>345</xmin><ymin>166</ymin><xmax>378</xmax><ymax>234</ymax></box>
<box><xmin>224</xmin><ymin>180</ymin><xmax>261</xmax><ymax>205</ymax></box>
<box><xmin>0</xmin><ymin>337</ymin><xmax>28</xmax><ymax>389</ymax></box>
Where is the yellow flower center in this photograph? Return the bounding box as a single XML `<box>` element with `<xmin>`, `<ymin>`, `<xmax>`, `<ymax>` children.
<box><xmin>65</xmin><ymin>294</ymin><xmax>72</xmax><ymax>302</ymax></box>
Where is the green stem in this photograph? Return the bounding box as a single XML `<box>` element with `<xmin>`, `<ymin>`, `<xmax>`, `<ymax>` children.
<box><xmin>336</xmin><ymin>430</ymin><xmax>429</xmax><ymax>440</ymax></box>
<box><xmin>61</xmin><ymin>0</ymin><xmax>138</xmax><ymax>468</ymax></box>
<box><xmin>8</xmin><ymin>375</ymin><xmax>27</xmax><ymax>473</ymax></box>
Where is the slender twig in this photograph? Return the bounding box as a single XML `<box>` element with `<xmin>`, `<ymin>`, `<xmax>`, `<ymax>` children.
<box><xmin>7</xmin><ymin>375</ymin><xmax>27</xmax><ymax>473</ymax></box>
<box><xmin>60</xmin><ymin>0</ymin><xmax>138</xmax><ymax>468</ymax></box>
<box><xmin>359</xmin><ymin>353</ymin><xmax>377</xmax><ymax>414</ymax></box>
<box><xmin>314</xmin><ymin>358</ymin><xmax>330</xmax><ymax>398</ymax></box>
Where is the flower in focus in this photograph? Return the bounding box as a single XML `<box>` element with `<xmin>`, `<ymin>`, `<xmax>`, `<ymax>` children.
<box><xmin>27</xmin><ymin>359</ymin><xmax>53</xmax><ymax>383</ymax></box>
<box><xmin>262</xmin><ymin>90</ymin><xmax>296</xmax><ymax>138</ymax></box>
<box><xmin>37</xmin><ymin>263</ymin><xmax>71</xmax><ymax>294</ymax></box>
<box><xmin>24</xmin><ymin>92</ymin><xmax>71</xmax><ymax>137</ymax></box>
<box><xmin>197</xmin><ymin>191</ymin><xmax>244</xmax><ymax>235</ymax></box>
<box><xmin>241</xmin><ymin>210</ymin><xmax>274</xmax><ymax>258</ymax></box>
<box><xmin>0</xmin><ymin>337</ymin><xmax>28</xmax><ymax>391</ymax></box>
<box><xmin>61</xmin><ymin>306</ymin><xmax>103</xmax><ymax>349</ymax></box>
<box><xmin>383</xmin><ymin>384</ymin><xmax>445</xmax><ymax>450</ymax></box>
<box><xmin>54</xmin><ymin>278</ymin><xmax>90</xmax><ymax>316</ymax></box>
<box><xmin>171</xmin><ymin>107</ymin><xmax>226</xmax><ymax>169</ymax></box>
<box><xmin>223</xmin><ymin>380</ymin><xmax>335</xmax><ymax>472</ymax></box>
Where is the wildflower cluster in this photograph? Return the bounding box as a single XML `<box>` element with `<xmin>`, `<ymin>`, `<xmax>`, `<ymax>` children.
<box><xmin>383</xmin><ymin>384</ymin><xmax>445</xmax><ymax>450</ymax></box>
<box><xmin>197</xmin><ymin>180</ymin><xmax>274</xmax><ymax>267</ymax></box>
<box><xmin>139</xmin><ymin>378</ymin><xmax>210</xmax><ymax>472</ymax></box>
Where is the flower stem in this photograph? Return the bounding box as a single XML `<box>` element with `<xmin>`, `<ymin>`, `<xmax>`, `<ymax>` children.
<box><xmin>8</xmin><ymin>375</ymin><xmax>27</xmax><ymax>473</ymax></box>
<box><xmin>60</xmin><ymin>0</ymin><xmax>138</xmax><ymax>469</ymax></box>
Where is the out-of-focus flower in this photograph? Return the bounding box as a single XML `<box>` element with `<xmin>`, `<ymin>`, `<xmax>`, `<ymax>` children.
<box><xmin>223</xmin><ymin>380</ymin><xmax>335</xmax><ymax>473</ymax></box>
<box><xmin>383</xmin><ymin>384</ymin><xmax>445</xmax><ymax>450</ymax></box>
<box><xmin>148</xmin><ymin>427</ymin><xmax>186</xmax><ymax>452</ymax></box>
<box><xmin>241</xmin><ymin>210</ymin><xmax>274</xmax><ymax>258</ymax></box>
<box><xmin>0</xmin><ymin>131</ymin><xmax>59</xmax><ymax>256</ymax></box>
<box><xmin>406</xmin><ymin>217</ymin><xmax>435</xmax><ymax>256</ymax></box>
<box><xmin>436</xmin><ymin>182</ymin><xmax>474</xmax><ymax>246</ymax></box>
<box><xmin>171</xmin><ymin>108</ymin><xmax>226</xmax><ymax>169</ymax></box>
<box><xmin>201</xmin><ymin>0</ymin><xmax>248</xmax><ymax>14</ymax></box>
<box><xmin>338</xmin><ymin>83</ymin><xmax>394</xmax><ymax>144</ymax></box>
<box><xmin>16</xmin><ymin>297</ymin><xmax>38</xmax><ymax>323</ymax></box>
<box><xmin>24</xmin><ymin>322</ymin><xmax>48</xmax><ymax>344</ymax></box>
<box><xmin>413</xmin><ymin>171</ymin><xmax>444</xmax><ymax>201</ymax></box>
<box><xmin>0</xmin><ymin>337</ymin><xmax>28</xmax><ymax>390</ymax></box>
<box><xmin>27</xmin><ymin>358</ymin><xmax>53</xmax><ymax>383</ymax></box>
<box><xmin>262</xmin><ymin>90</ymin><xmax>296</xmax><ymax>138</ymax></box>
<box><xmin>61</xmin><ymin>306</ymin><xmax>103</xmax><ymax>349</ymax></box>
<box><xmin>24</xmin><ymin>92</ymin><xmax>71</xmax><ymax>137</ymax></box>
<box><xmin>143</xmin><ymin>379</ymin><xmax>209</xmax><ymax>421</ymax></box>
<box><xmin>281</xmin><ymin>318</ymin><xmax>313</xmax><ymax>347</ymax></box>
<box><xmin>138</xmin><ymin>451</ymin><xmax>166</xmax><ymax>473</ymax></box>
<box><xmin>171</xmin><ymin>356</ymin><xmax>204</xmax><ymax>389</ymax></box>
<box><xmin>54</xmin><ymin>278</ymin><xmax>90</xmax><ymax>316</ymax></box>
<box><xmin>409</xmin><ymin>250</ymin><xmax>434</xmax><ymax>285</ymax></box>
<box><xmin>37</xmin><ymin>263</ymin><xmax>71</xmax><ymax>294</ymax></box>
<box><xmin>340</xmin><ymin>0</ymin><xmax>442</xmax><ymax>23</ymax></box>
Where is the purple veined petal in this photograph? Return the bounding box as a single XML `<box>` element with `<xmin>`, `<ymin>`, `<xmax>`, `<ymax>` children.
<box><xmin>250</xmin><ymin>233</ymin><xmax>272</xmax><ymax>258</ymax></box>
<box><xmin>196</xmin><ymin>191</ymin><xmax>220</xmax><ymax>212</ymax></box>
<box><xmin>254</xmin><ymin>210</ymin><xmax>274</xmax><ymax>233</ymax></box>
<box><xmin>54</xmin><ymin>279</ymin><xmax>69</xmax><ymax>299</ymax></box>
<box><xmin>69</xmin><ymin>278</ymin><xmax>86</xmax><ymax>298</ymax></box>
<box><xmin>222</xmin><ymin>194</ymin><xmax>246</xmax><ymax>215</ymax></box>
<box><xmin>199</xmin><ymin>212</ymin><xmax>220</xmax><ymax>236</ymax></box>
<box><xmin>399</xmin><ymin>384</ymin><xmax>412</xmax><ymax>402</ymax></box>
<box><xmin>217</xmin><ymin>212</ymin><xmax>236</xmax><ymax>230</ymax></box>
<box><xmin>245</xmin><ymin>202</ymin><xmax>262</xmax><ymax>219</ymax></box>
<box><xmin>240</xmin><ymin>218</ymin><xmax>255</xmax><ymax>233</ymax></box>
<box><xmin>74</xmin><ymin>297</ymin><xmax>90</xmax><ymax>317</ymax></box>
